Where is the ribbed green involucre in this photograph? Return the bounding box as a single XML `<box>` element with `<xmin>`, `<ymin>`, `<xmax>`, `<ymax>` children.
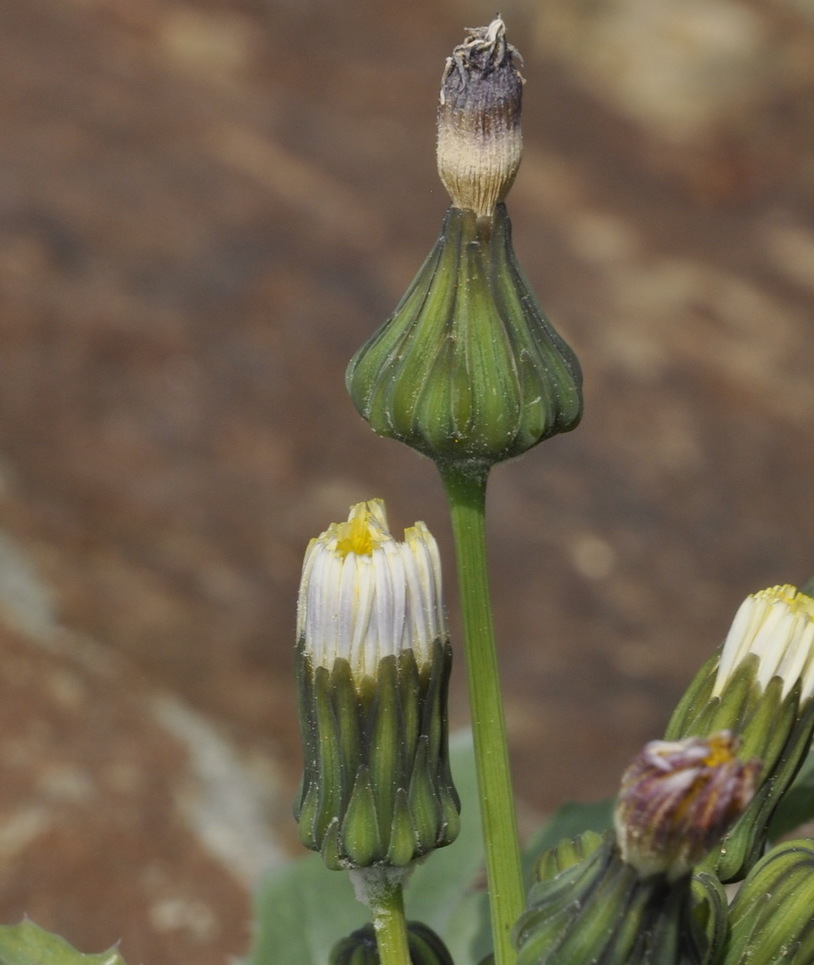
<box><xmin>721</xmin><ymin>839</ymin><xmax>814</xmax><ymax>964</ymax></box>
<box><xmin>294</xmin><ymin>638</ymin><xmax>460</xmax><ymax>870</ymax></box>
<box><xmin>346</xmin><ymin>204</ymin><xmax>582</xmax><ymax>473</ymax></box>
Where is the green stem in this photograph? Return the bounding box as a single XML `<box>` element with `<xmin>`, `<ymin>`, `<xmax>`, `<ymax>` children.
<box><xmin>440</xmin><ymin>463</ymin><xmax>524</xmax><ymax>965</ymax></box>
<box><xmin>369</xmin><ymin>876</ymin><xmax>411</xmax><ymax>965</ymax></box>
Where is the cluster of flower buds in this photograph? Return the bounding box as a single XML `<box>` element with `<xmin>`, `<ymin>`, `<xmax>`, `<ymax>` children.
<box><xmin>514</xmin><ymin>731</ymin><xmax>756</xmax><ymax>965</ymax></box>
<box><xmin>346</xmin><ymin>17</ymin><xmax>582</xmax><ymax>475</ymax></box>
<box><xmin>514</xmin><ymin>583</ymin><xmax>814</xmax><ymax>963</ymax></box>
<box><xmin>294</xmin><ymin>500</ymin><xmax>459</xmax><ymax>871</ymax></box>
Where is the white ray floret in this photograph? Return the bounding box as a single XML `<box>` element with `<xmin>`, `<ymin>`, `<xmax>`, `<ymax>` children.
<box><xmin>713</xmin><ymin>584</ymin><xmax>814</xmax><ymax>702</ymax></box>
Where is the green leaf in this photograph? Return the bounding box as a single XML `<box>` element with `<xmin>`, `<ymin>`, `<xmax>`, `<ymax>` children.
<box><xmin>246</xmin><ymin>852</ymin><xmax>366</xmax><ymax>964</ymax></box>
<box><xmin>0</xmin><ymin>921</ymin><xmax>127</xmax><ymax>965</ymax></box>
<box><xmin>521</xmin><ymin>799</ymin><xmax>615</xmax><ymax>885</ymax></box>
<box><xmin>767</xmin><ymin>742</ymin><xmax>814</xmax><ymax>840</ymax></box>
<box><xmin>246</xmin><ymin>731</ymin><xmax>489</xmax><ymax>965</ymax></box>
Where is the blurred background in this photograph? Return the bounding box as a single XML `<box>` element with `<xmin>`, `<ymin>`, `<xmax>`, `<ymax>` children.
<box><xmin>1</xmin><ymin>0</ymin><xmax>813</xmax><ymax>961</ymax></box>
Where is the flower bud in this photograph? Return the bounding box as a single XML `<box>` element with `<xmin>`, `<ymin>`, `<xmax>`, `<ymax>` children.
<box><xmin>665</xmin><ymin>584</ymin><xmax>814</xmax><ymax>881</ymax></box>
<box><xmin>346</xmin><ymin>205</ymin><xmax>582</xmax><ymax>472</ymax></box>
<box><xmin>614</xmin><ymin>732</ymin><xmax>759</xmax><ymax>882</ymax></box>
<box><xmin>330</xmin><ymin>921</ymin><xmax>454</xmax><ymax>965</ymax></box>
<box><xmin>514</xmin><ymin>832</ymin><xmax>713</xmax><ymax>965</ymax></box>
<box><xmin>437</xmin><ymin>17</ymin><xmax>523</xmax><ymax>219</ymax></box>
<box><xmin>721</xmin><ymin>838</ymin><xmax>814</xmax><ymax>965</ymax></box>
<box><xmin>347</xmin><ymin>19</ymin><xmax>581</xmax><ymax>473</ymax></box>
<box><xmin>294</xmin><ymin>500</ymin><xmax>459</xmax><ymax>871</ymax></box>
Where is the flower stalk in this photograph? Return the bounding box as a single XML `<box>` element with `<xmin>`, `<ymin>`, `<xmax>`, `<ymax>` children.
<box><xmin>351</xmin><ymin>870</ymin><xmax>412</xmax><ymax>965</ymax></box>
<box><xmin>441</xmin><ymin>465</ymin><xmax>524</xmax><ymax>965</ymax></box>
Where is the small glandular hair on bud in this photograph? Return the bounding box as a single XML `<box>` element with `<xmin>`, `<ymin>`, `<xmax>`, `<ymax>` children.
<box><xmin>437</xmin><ymin>17</ymin><xmax>524</xmax><ymax>220</ymax></box>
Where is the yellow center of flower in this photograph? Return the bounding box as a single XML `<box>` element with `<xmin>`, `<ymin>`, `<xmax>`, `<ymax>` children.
<box><xmin>334</xmin><ymin>500</ymin><xmax>388</xmax><ymax>558</ymax></box>
<box><xmin>757</xmin><ymin>584</ymin><xmax>814</xmax><ymax>620</ymax></box>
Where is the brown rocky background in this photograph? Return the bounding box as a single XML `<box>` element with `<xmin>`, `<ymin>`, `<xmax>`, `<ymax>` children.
<box><xmin>1</xmin><ymin>0</ymin><xmax>813</xmax><ymax>962</ymax></box>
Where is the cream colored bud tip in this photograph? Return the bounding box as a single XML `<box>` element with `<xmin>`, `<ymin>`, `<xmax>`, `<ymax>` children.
<box><xmin>714</xmin><ymin>584</ymin><xmax>814</xmax><ymax>702</ymax></box>
<box><xmin>437</xmin><ymin>16</ymin><xmax>524</xmax><ymax>218</ymax></box>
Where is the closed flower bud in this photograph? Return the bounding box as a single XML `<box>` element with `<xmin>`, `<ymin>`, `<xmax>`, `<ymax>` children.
<box><xmin>294</xmin><ymin>500</ymin><xmax>459</xmax><ymax>871</ymax></box>
<box><xmin>720</xmin><ymin>838</ymin><xmax>814</xmax><ymax>965</ymax></box>
<box><xmin>514</xmin><ymin>831</ymin><xmax>713</xmax><ymax>965</ymax></box>
<box><xmin>665</xmin><ymin>584</ymin><xmax>814</xmax><ymax>881</ymax></box>
<box><xmin>437</xmin><ymin>17</ymin><xmax>523</xmax><ymax>219</ymax></box>
<box><xmin>346</xmin><ymin>204</ymin><xmax>582</xmax><ymax>472</ymax></box>
<box><xmin>330</xmin><ymin>921</ymin><xmax>454</xmax><ymax>965</ymax></box>
<box><xmin>614</xmin><ymin>732</ymin><xmax>759</xmax><ymax>882</ymax></box>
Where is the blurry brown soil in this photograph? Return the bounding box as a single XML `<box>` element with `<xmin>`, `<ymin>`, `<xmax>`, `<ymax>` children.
<box><xmin>1</xmin><ymin>0</ymin><xmax>814</xmax><ymax>961</ymax></box>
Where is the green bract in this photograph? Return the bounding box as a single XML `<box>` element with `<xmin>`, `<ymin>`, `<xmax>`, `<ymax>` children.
<box><xmin>295</xmin><ymin>640</ymin><xmax>459</xmax><ymax>869</ymax></box>
<box><xmin>721</xmin><ymin>839</ymin><xmax>814</xmax><ymax>964</ymax></box>
<box><xmin>346</xmin><ymin>204</ymin><xmax>583</xmax><ymax>472</ymax></box>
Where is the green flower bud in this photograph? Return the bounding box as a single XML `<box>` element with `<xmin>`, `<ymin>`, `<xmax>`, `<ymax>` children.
<box><xmin>346</xmin><ymin>204</ymin><xmax>582</xmax><ymax>473</ymax></box>
<box><xmin>294</xmin><ymin>500</ymin><xmax>460</xmax><ymax>871</ymax></box>
<box><xmin>665</xmin><ymin>584</ymin><xmax>814</xmax><ymax>881</ymax></box>
<box><xmin>330</xmin><ymin>921</ymin><xmax>454</xmax><ymax>965</ymax></box>
<box><xmin>721</xmin><ymin>838</ymin><xmax>814</xmax><ymax>964</ymax></box>
<box><xmin>514</xmin><ymin>832</ymin><xmax>713</xmax><ymax>965</ymax></box>
<box><xmin>614</xmin><ymin>732</ymin><xmax>759</xmax><ymax>882</ymax></box>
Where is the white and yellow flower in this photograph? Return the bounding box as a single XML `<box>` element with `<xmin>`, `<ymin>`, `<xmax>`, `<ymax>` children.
<box><xmin>713</xmin><ymin>584</ymin><xmax>814</xmax><ymax>701</ymax></box>
<box><xmin>297</xmin><ymin>499</ymin><xmax>445</xmax><ymax>680</ymax></box>
<box><xmin>294</xmin><ymin>500</ymin><xmax>459</xmax><ymax>871</ymax></box>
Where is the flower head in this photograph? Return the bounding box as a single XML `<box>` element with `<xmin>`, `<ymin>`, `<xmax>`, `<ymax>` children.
<box><xmin>294</xmin><ymin>500</ymin><xmax>459</xmax><ymax>871</ymax></box>
<box><xmin>297</xmin><ymin>499</ymin><xmax>445</xmax><ymax>681</ymax></box>
<box><xmin>614</xmin><ymin>732</ymin><xmax>760</xmax><ymax>881</ymax></box>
